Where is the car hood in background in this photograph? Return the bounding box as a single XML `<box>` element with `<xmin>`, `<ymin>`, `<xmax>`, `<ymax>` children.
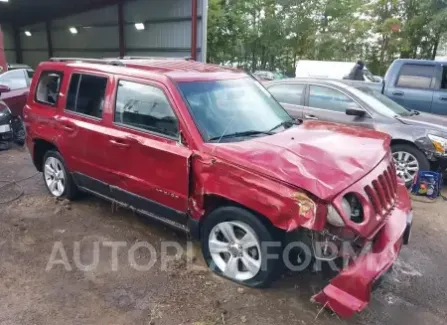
<box><xmin>210</xmin><ymin>121</ymin><xmax>390</xmax><ymax>200</ymax></box>
<box><xmin>397</xmin><ymin>112</ymin><xmax>447</xmax><ymax>132</ymax></box>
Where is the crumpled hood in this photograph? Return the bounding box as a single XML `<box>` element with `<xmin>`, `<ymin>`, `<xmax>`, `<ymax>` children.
<box><xmin>210</xmin><ymin>121</ymin><xmax>390</xmax><ymax>200</ymax></box>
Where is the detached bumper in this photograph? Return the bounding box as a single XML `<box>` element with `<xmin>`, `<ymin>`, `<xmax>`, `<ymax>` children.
<box><xmin>311</xmin><ymin>184</ymin><xmax>412</xmax><ymax>318</ymax></box>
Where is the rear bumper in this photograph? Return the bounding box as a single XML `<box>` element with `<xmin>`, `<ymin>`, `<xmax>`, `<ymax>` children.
<box><xmin>311</xmin><ymin>183</ymin><xmax>412</xmax><ymax>318</ymax></box>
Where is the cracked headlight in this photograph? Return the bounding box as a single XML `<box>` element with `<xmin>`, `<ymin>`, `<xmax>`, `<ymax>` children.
<box><xmin>327</xmin><ymin>203</ymin><xmax>346</xmax><ymax>227</ymax></box>
<box><xmin>428</xmin><ymin>134</ymin><xmax>447</xmax><ymax>155</ymax></box>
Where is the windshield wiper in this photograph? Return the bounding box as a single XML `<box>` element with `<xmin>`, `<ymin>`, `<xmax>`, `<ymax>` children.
<box><xmin>208</xmin><ymin>130</ymin><xmax>274</xmax><ymax>142</ymax></box>
<box><xmin>268</xmin><ymin>119</ymin><xmax>300</xmax><ymax>132</ymax></box>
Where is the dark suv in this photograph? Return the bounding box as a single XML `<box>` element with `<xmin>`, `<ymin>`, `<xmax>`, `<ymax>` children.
<box><xmin>24</xmin><ymin>58</ymin><xmax>412</xmax><ymax>318</ymax></box>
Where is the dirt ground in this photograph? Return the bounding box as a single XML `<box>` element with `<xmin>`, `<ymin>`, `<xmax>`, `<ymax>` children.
<box><xmin>1</xmin><ymin>146</ymin><xmax>447</xmax><ymax>325</ymax></box>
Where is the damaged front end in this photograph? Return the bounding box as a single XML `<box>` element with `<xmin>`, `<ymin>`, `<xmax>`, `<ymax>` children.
<box><xmin>0</xmin><ymin>104</ymin><xmax>13</xmax><ymax>150</ymax></box>
<box><xmin>308</xmin><ymin>155</ymin><xmax>413</xmax><ymax>318</ymax></box>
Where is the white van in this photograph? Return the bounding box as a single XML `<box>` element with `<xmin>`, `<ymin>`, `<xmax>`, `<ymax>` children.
<box><xmin>295</xmin><ymin>60</ymin><xmax>381</xmax><ymax>82</ymax></box>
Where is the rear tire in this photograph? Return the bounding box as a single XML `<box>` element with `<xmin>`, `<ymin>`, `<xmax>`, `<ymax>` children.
<box><xmin>201</xmin><ymin>206</ymin><xmax>283</xmax><ymax>288</ymax></box>
<box><xmin>42</xmin><ymin>150</ymin><xmax>79</xmax><ymax>200</ymax></box>
<box><xmin>392</xmin><ymin>144</ymin><xmax>430</xmax><ymax>187</ymax></box>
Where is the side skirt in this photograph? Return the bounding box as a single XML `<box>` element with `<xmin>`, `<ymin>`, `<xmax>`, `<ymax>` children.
<box><xmin>73</xmin><ymin>172</ymin><xmax>190</xmax><ymax>233</ymax></box>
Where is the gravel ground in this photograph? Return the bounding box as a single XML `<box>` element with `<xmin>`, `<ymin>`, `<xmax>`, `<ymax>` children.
<box><xmin>1</xmin><ymin>146</ymin><xmax>446</xmax><ymax>325</ymax></box>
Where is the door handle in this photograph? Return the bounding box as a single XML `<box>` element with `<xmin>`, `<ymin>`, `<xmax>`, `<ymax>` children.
<box><xmin>304</xmin><ymin>114</ymin><xmax>319</xmax><ymax>120</ymax></box>
<box><xmin>439</xmin><ymin>96</ymin><xmax>447</xmax><ymax>101</ymax></box>
<box><xmin>109</xmin><ymin>139</ymin><xmax>130</xmax><ymax>148</ymax></box>
<box><xmin>124</xmin><ymin>135</ymin><xmax>140</xmax><ymax>144</ymax></box>
<box><xmin>60</xmin><ymin>122</ymin><xmax>76</xmax><ymax>132</ymax></box>
<box><xmin>392</xmin><ymin>91</ymin><xmax>404</xmax><ymax>96</ymax></box>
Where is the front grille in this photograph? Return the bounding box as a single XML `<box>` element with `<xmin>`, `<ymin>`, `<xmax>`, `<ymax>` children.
<box><xmin>364</xmin><ymin>163</ymin><xmax>397</xmax><ymax>217</ymax></box>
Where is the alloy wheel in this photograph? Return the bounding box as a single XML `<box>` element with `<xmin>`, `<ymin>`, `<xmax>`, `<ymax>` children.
<box><xmin>392</xmin><ymin>151</ymin><xmax>419</xmax><ymax>184</ymax></box>
<box><xmin>208</xmin><ymin>221</ymin><xmax>262</xmax><ymax>281</ymax></box>
<box><xmin>44</xmin><ymin>157</ymin><xmax>66</xmax><ymax>197</ymax></box>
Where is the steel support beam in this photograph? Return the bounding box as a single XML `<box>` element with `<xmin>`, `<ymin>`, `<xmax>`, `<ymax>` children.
<box><xmin>45</xmin><ymin>21</ymin><xmax>54</xmax><ymax>58</ymax></box>
<box><xmin>13</xmin><ymin>27</ymin><xmax>22</xmax><ymax>63</ymax></box>
<box><xmin>191</xmin><ymin>0</ymin><xmax>198</xmax><ymax>60</ymax></box>
<box><xmin>118</xmin><ymin>1</ymin><xmax>125</xmax><ymax>58</ymax></box>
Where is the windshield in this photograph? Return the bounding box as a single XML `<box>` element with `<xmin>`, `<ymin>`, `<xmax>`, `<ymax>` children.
<box><xmin>350</xmin><ymin>86</ymin><xmax>411</xmax><ymax>117</ymax></box>
<box><xmin>363</xmin><ymin>69</ymin><xmax>376</xmax><ymax>82</ymax></box>
<box><xmin>177</xmin><ymin>78</ymin><xmax>293</xmax><ymax>142</ymax></box>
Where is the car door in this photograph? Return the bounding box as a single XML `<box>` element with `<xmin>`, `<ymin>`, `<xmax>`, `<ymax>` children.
<box><xmin>431</xmin><ymin>63</ymin><xmax>447</xmax><ymax>115</ymax></box>
<box><xmin>384</xmin><ymin>63</ymin><xmax>435</xmax><ymax>113</ymax></box>
<box><xmin>0</xmin><ymin>69</ymin><xmax>29</xmax><ymax>117</ymax></box>
<box><xmin>304</xmin><ymin>85</ymin><xmax>374</xmax><ymax>128</ymax></box>
<box><xmin>56</xmin><ymin>71</ymin><xmax>118</xmax><ymax>195</ymax></box>
<box><xmin>267</xmin><ymin>83</ymin><xmax>305</xmax><ymax>119</ymax></box>
<box><xmin>107</xmin><ymin>77</ymin><xmax>192</xmax><ymax>225</ymax></box>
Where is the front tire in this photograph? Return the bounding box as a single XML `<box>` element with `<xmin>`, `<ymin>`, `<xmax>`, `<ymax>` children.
<box><xmin>392</xmin><ymin>144</ymin><xmax>430</xmax><ymax>187</ymax></box>
<box><xmin>201</xmin><ymin>206</ymin><xmax>283</xmax><ymax>288</ymax></box>
<box><xmin>42</xmin><ymin>151</ymin><xmax>79</xmax><ymax>200</ymax></box>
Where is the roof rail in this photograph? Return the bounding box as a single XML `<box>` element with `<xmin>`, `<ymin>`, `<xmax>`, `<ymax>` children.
<box><xmin>49</xmin><ymin>57</ymin><xmax>125</xmax><ymax>66</ymax></box>
<box><xmin>122</xmin><ymin>56</ymin><xmax>193</xmax><ymax>61</ymax></box>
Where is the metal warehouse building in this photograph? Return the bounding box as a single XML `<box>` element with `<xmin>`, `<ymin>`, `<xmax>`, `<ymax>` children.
<box><xmin>0</xmin><ymin>0</ymin><xmax>208</xmax><ymax>68</ymax></box>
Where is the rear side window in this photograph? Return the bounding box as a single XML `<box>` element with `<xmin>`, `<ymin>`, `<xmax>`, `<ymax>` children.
<box><xmin>308</xmin><ymin>86</ymin><xmax>354</xmax><ymax>112</ymax></box>
<box><xmin>396</xmin><ymin>64</ymin><xmax>435</xmax><ymax>89</ymax></box>
<box><xmin>114</xmin><ymin>80</ymin><xmax>179</xmax><ymax>137</ymax></box>
<box><xmin>0</xmin><ymin>70</ymin><xmax>27</xmax><ymax>90</ymax></box>
<box><xmin>35</xmin><ymin>71</ymin><xmax>63</xmax><ymax>106</ymax></box>
<box><xmin>66</xmin><ymin>73</ymin><xmax>108</xmax><ymax>119</ymax></box>
<box><xmin>268</xmin><ymin>84</ymin><xmax>305</xmax><ymax>105</ymax></box>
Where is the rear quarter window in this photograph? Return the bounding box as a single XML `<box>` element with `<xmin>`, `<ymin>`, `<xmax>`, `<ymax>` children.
<box><xmin>35</xmin><ymin>71</ymin><xmax>63</xmax><ymax>107</ymax></box>
<box><xmin>396</xmin><ymin>64</ymin><xmax>435</xmax><ymax>89</ymax></box>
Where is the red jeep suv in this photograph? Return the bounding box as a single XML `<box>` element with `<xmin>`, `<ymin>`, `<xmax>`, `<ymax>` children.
<box><xmin>24</xmin><ymin>57</ymin><xmax>413</xmax><ymax>318</ymax></box>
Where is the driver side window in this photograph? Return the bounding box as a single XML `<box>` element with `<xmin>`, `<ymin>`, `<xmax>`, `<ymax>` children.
<box><xmin>114</xmin><ymin>80</ymin><xmax>179</xmax><ymax>138</ymax></box>
<box><xmin>308</xmin><ymin>86</ymin><xmax>354</xmax><ymax>112</ymax></box>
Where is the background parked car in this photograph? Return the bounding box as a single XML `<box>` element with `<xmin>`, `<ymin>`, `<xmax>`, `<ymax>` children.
<box><xmin>266</xmin><ymin>78</ymin><xmax>447</xmax><ymax>186</ymax></box>
<box><xmin>294</xmin><ymin>60</ymin><xmax>380</xmax><ymax>83</ymax></box>
<box><xmin>358</xmin><ymin>59</ymin><xmax>447</xmax><ymax>115</ymax></box>
<box><xmin>253</xmin><ymin>70</ymin><xmax>286</xmax><ymax>81</ymax></box>
<box><xmin>0</xmin><ymin>68</ymin><xmax>33</xmax><ymax>118</ymax></box>
<box><xmin>0</xmin><ymin>85</ymin><xmax>14</xmax><ymax>150</ymax></box>
<box><xmin>0</xmin><ymin>68</ymin><xmax>32</xmax><ymax>145</ymax></box>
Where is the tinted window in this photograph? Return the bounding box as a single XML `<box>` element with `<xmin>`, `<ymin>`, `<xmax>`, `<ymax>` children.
<box><xmin>441</xmin><ymin>66</ymin><xmax>447</xmax><ymax>90</ymax></box>
<box><xmin>115</xmin><ymin>80</ymin><xmax>179</xmax><ymax>137</ymax></box>
<box><xmin>35</xmin><ymin>71</ymin><xmax>63</xmax><ymax>106</ymax></box>
<box><xmin>66</xmin><ymin>73</ymin><xmax>108</xmax><ymax>119</ymax></box>
<box><xmin>396</xmin><ymin>64</ymin><xmax>435</xmax><ymax>89</ymax></box>
<box><xmin>269</xmin><ymin>84</ymin><xmax>304</xmax><ymax>105</ymax></box>
<box><xmin>309</xmin><ymin>86</ymin><xmax>354</xmax><ymax>112</ymax></box>
<box><xmin>0</xmin><ymin>70</ymin><xmax>27</xmax><ymax>90</ymax></box>
<box><xmin>26</xmin><ymin>70</ymin><xmax>35</xmax><ymax>79</ymax></box>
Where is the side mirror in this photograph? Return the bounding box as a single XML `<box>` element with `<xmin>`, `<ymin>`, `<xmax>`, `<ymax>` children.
<box><xmin>0</xmin><ymin>84</ymin><xmax>11</xmax><ymax>94</ymax></box>
<box><xmin>346</xmin><ymin>104</ymin><xmax>366</xmax><ymax>117</ymax></box>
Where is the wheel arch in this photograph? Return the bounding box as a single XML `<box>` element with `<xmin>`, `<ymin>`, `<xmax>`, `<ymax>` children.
<box><xmin>32</xmin><ymin>138</ymin><xmax>59</xmax><ymax>172</ymax></box>
<box><xmin>190</xmin><ymin>194</ymin><xmax>279</xmax><ymax>241</ymax></box>
<box><xmin>390</xmin><ymin>138</ymin><xmax>420</xmax><ymax>149</ymax></box>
